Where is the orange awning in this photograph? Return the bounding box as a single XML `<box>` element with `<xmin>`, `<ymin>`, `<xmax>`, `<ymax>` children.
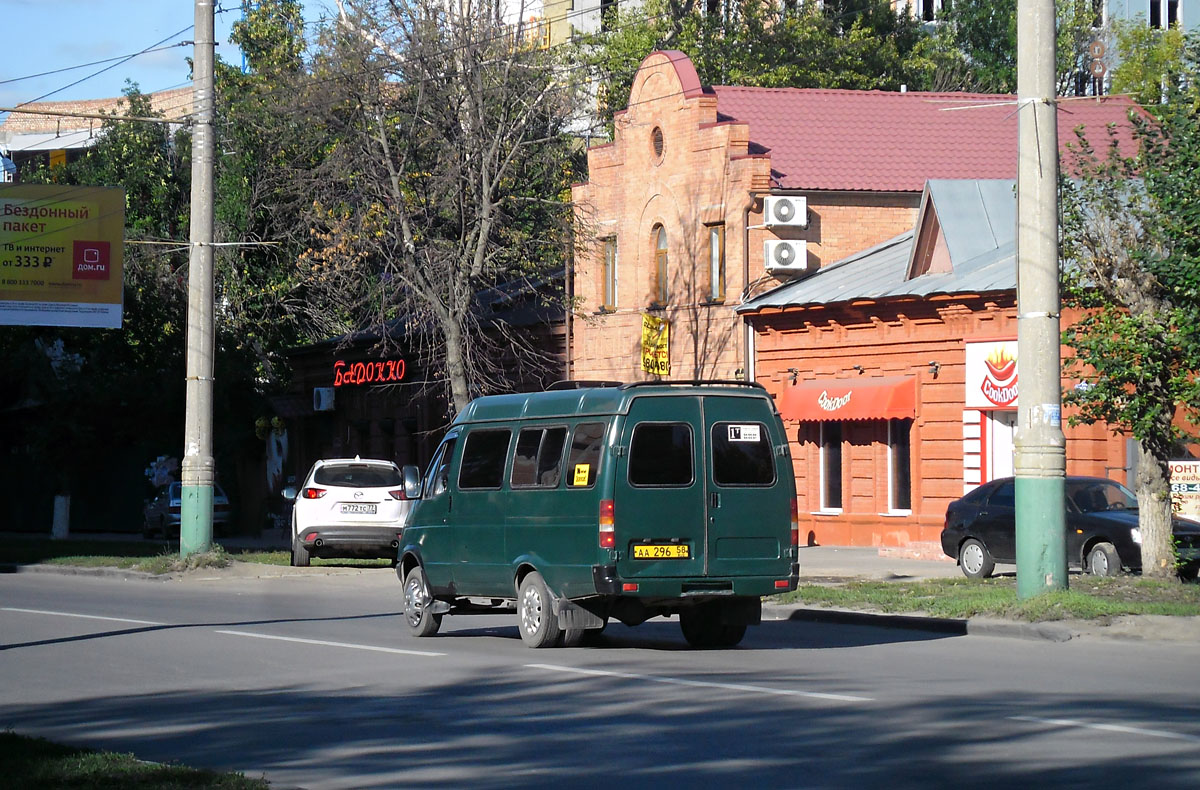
<box><xmin>778</xmin><ymin>376</ymin><xmax>916</xmax><ymax>421</ymax></box>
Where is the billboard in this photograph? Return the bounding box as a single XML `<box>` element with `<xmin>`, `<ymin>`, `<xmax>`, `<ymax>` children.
<box><xmin>641</xmin><ymin>313</ymin><xmax>669</xmax><ymax>376</ymax></box>
<box><xmin>0</xmin><ymin>185</ymin><xmax>124</xmax><ymax>328</ymax></box>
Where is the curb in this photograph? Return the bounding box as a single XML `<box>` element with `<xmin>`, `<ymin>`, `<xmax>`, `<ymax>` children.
<box><xmin>763</xmin><ymin>604</ymin><xmax>1074</xmax><ymax>642</ymax></box>
<box><xmin>0</xmin><ymin>562</ymin><xmax>164</xmax><ymax>581</ymax></box>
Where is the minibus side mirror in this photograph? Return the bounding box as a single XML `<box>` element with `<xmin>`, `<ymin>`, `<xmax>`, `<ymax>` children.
<box><xmin>402</xmin><ymin>465</ymin><xmax>422</xmax><ymax>500</ymax></box>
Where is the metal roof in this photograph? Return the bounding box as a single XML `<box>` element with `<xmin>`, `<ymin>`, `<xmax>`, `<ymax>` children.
<box><xmin>739</xmin><ymin>179</ymin><xmax>1018</xmax><ymax>313</ymax></box>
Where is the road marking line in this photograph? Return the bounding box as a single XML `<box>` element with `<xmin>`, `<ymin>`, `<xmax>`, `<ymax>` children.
<box><xmin>1</xmin><ymin>607</ymin><xmax>164</xmax><ymax>626</ymax></box>
<box><xmin>526</xmin><ymin>663</ymin><xmax>873</xmax><ymax>702</ymax></box>
<box><xmin>1009</xmin><ymin>715</ymin><xmax>1200</xmax><ymax>744</ymax></box>
<box><xmin>215</xmin><ymin>630</ymin><xmax>446</xmax><ymax>657</ymax></box>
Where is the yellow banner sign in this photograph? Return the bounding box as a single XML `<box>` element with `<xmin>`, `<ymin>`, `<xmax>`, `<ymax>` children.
<box><xmin>0</xmin><ymin>185</ymin><xmax>125</xmax><ymax>328</ymax></box>
<box><xmin>641</xmin><ymin>313</ymin><xmax>669</xmax><ymax>376</ymax></box>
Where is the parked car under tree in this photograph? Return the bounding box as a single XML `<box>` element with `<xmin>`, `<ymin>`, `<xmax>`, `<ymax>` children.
<box><xmin>941</xmin><ymin>476</ymin><xmax>1200</xmax><ymax>580</ymax></box>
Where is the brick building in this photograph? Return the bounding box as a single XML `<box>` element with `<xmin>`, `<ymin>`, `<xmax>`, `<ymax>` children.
<box><xmin>570</xmin><ymin>50</ymin><xmax>1141</xmax><ymax>550</ymax></box>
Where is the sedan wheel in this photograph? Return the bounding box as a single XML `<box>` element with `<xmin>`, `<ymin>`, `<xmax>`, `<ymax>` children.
<box><xmin>1086</xmin><ymin>542</ymin><xmax>1122</xmax><ymax>577</ymax></box>
<box><xmin>959</xmin><ymin>538</ymin><xmax>995</xmax><ymax>579</ymax></box>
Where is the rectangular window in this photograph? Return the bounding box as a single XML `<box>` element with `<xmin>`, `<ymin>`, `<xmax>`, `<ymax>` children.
<box><xmin>600</xmin><ymin>0</ymin><xmax>617</xmax><ymax>31</ymax></box>
<box><xmin>602</xmin><ymin>237</ymin><xmax>617</xmax><ymax>310</ymax></box>
<box><xmin>458</xmin><ymin>429</ymin><xmax>511</xmax><ymax>489</ymax></box>
<box><xmin>629</xmin><ymin>422</ymin><xmax>693</xmax><ymax>487</ymax></box>
<box><xmin>1151</xmin><ymin>0</ymin><xmax>1162</xmax><ymax>26</ymax></box>
<box><xmin>707</xmin><ymin>224</ymin><xmax>725</xmax><ymax>302</ymax></box>
<box><xmin>888</xmin><ymin>419</ymin><xmax>912</xmax><ymax>511</ymax></box>
<box><xmin>712</xmin><ymin>422</ymin><xmax>775</xmax><ymax>486</ymax></box>
<box><xmin>567</xmin><ymin>422</ymin><xmax>605</xmax><ymax>487</ymax></box>
<box><xmin>511</xmin><ymin>427</ymin><xmax>567</xmax><ymax>488</ymax></box>
<box><xmin>820</xmin><ymin>422</ymin><xmax>843</xmax><ymax>510</ymax></box>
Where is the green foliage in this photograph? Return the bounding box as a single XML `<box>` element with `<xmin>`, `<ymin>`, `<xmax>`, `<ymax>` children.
<box><xmin>1109</xmin><ymin>18</ymin><xmax>1189</xmax><ymax>106</ymax></box>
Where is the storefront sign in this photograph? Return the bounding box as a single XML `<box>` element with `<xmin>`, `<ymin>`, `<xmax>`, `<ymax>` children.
<box><xmin>1170</xmin><ymin>460</ymin><xmax>1200</xmax><ymax>522</ymax></box>
<box><xmin>966</xmin><ymin>340</ymin><xmax>1018</xmax><ymax>409</ymax></box>
<box><xmin>0</xmin><ymin>184</ymin><xmax>125</xmax><ymax>328</ymax></box>
<box><xmin>641</xmin><ymin>314</ymin><xmax>669</xmax><ymax>376</ymax></box>
<box><xmin>333</xmin><ymin>357</ymin><xmax>407</xmax><ymax>387</ymax></box>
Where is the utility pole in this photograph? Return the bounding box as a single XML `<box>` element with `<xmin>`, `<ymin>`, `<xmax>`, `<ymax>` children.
<box><xmin>181</xmin><ymin>0</ymin><xmax>216</xmax><ymax>557</ymax></box>
<box><xmin>1014</xmin><ymin>0</ymin><xmax>1067</xmax><ymax>598</ymax></box>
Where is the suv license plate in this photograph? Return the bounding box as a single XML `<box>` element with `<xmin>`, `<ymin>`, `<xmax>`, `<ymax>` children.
<box><xmin>340</xmin><ymin>503</ymin><xmax>377</xmax><ymax>515</ymax></box>
<box><xmin>632</xmin><ymin>544</ymin><xmax>689</xmax><ymax>559</ymax></box>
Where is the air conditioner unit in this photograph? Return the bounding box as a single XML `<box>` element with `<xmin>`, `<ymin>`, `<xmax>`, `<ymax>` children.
<box><xmin>764</xmin><ymin>240</ymin><xmax>813</xmax><ymax>277</ymax></box>
<box><xmin>313</xmin><ymin>387</ymin><xmax>335</xmax><ymax>412</ymax></box>
<box><xmin>763</xmin><ymin>195</ymin><xmax>808</xmax><ymax>228</ymax></box>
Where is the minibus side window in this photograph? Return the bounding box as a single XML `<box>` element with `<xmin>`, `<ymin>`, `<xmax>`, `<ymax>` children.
<box><xmin>511</xmin><ymin>427</ymin><xmax>567</xmax><ymax>488</ymax></box>
<box><xmin>711</xmin><ymin>422</ymin><xmax>776</xmax><ymax>486</ymax></box>
<box><xmin>567</xmin><ymin>422</ymin><xmax>605</xmax><ymax>488</ymax></box>
<box><xmin>458</xmin><ymin>429</ymin><xmax>512</xmax><ymax>490</ymax></box>
<box><xmin>629</xmin><ymin>422</ymin><xmax>693</xmax><ymax>487</ymax></box>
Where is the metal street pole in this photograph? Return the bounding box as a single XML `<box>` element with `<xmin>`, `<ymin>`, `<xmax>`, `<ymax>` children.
<box><xmin>1014</xmin><ymin>0</ymin><xmax>1067</xmax><ymax>598</ymax></box>
<box><xmin>181</xmin><ymin>0</ymin><xmax>216</xmax><ymax>557</ymax></box>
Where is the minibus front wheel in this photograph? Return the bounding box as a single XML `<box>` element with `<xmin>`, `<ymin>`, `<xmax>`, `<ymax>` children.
<box><xmin>403</xmin><ymin>566</ymin><xmax>443</xmax><ymax>637</ymax></box>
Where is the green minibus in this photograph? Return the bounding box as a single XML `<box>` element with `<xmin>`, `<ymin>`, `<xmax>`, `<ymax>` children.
<box><xmin>396</xmin><ymin>381</ymin><xmax>799</xmax><ymax>648</ymax></box>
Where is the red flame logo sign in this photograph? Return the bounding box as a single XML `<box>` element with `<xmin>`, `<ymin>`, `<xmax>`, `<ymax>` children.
<box><xmin>981</xmin><ymin>347</ymin><xmax>1017</xmax><ymax>406</ymax></box>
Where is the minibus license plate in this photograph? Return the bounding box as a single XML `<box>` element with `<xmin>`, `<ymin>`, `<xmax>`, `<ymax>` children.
<box><xmin>340</xmin><ymin>503</ymin><xmax>377</xmax><ymax>515</ymax></box>
<box><xmin>633</xmin><ymin>544</ymin><xmax>689</xmax><ymax>559</ymax></box>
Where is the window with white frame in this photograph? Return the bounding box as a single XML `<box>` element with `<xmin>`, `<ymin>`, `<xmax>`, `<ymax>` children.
<box><xmin>1149</xmin><ymin>0</ymin><xmax>1180</xmax><ymax>28</ymax></box>
<box><xmin>888</xmin><ymin>418</ymin><xmax>913</xmax><ymax>512</ymax></box>
<box><xmin>820</xmin><ymin>421</ymin><xmax>843</xmax><ymax>511</ymax></box>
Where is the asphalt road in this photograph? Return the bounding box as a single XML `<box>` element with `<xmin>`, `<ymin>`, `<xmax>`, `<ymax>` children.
<box><xmin>2</xmin><ymin>569</ymin><xmax>1200</xmax><ymax>789</ymax></box>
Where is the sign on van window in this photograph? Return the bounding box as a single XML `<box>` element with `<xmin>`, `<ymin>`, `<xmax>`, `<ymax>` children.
<box><xmin>728</xmin><ymin>424</ymin><xmax>760</xmax><ymax>442</ymax></box>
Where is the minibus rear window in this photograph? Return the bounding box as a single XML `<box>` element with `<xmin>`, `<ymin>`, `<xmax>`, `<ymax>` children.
<box><xmin>711</xmin><ymin>422</ymin><xmax>775</xmax><ymax>486</ymax></box>
<box><xmin>459</xmin><ymin>429</ymin><xmax>512</xmax><ymax>489</ymax></box>
<box><xmin>629</xmin><ymin>423</ymin><xmax>693</xmax><ymax>487</ymax></box>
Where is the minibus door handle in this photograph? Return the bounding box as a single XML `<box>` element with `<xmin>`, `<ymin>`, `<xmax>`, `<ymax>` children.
<box><xmin>709</xmin><ymin>492</ymin><xmax>720</xmax><ymax>509</ymax></box>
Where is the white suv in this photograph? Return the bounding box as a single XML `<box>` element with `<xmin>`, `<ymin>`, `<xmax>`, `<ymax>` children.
<box><xmin>286</xmin><ymin>457</ymin><xmax>418</xmax><ymax>567</ymax></box>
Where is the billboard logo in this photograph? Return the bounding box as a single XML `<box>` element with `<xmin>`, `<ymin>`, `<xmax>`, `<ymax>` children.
<box><xmin>980</xmin><ymin>346</ymin><xmax>1018</xmax><ymax>406</ymax></box>
<box><xmin>72</xmin><ymin>240</ymin><xmax>110</xmax><ymax>280</ymax></box>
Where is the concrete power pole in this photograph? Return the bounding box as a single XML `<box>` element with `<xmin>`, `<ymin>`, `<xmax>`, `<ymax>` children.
<box><xmin>1014</xmin><ymin>0</ymin><xmax>1067</xmax><ymax>598</ymax></box>
<box><xmin>181</xmin><ymin>0</ymin><xmax>217</xmax><ymax>557</ymax></box>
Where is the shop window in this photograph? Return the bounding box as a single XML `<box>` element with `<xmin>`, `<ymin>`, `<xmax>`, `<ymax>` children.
<box><xmin>888</xmin><ymin>418</ymin><xmax>912</xmax><ymax>512</ymax></box>
<box><xmin>602</xmin><ymin>237</ymin><xmax>617</xmax><ymax>310</ymax></box>
<box><xmin>707</xmin><ymin>224</ymin><xmax>725</xmax><ymax>302</ymax></box>
<box><xmin>653</xmin><ymin>225</ymin><xmax>669</xmax><ymax>306</ymax></box>
<box><xmin>820</xmin><ymin>421</ymin><xmax>843</xmax><ymax>510</ymax></box>
<box><xmin>459</xmin><ymin>429</ymin><xmax>511</xmax><ymax>489</ymax></box>
<box><xmin>630</xmin><ymin>422</ymin><xmax>693</xmax><ymax>486</ymax></box>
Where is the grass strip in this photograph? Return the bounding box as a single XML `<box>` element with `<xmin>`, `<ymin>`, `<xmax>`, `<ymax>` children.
<box><xmin>771</xmin><ymin>576</ymin><xmax>1200</xmax><ymax>620</ymax></box>
<box><xmin>2</xmin><ymin>731</ymin><xmax>269</xmax><ymax>789</ymax></box>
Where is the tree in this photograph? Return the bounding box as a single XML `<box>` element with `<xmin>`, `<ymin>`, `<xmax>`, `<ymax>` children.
<box><xmin>1060</xmin><ymin>84</ymin><xmax>1200</xmax><ymax>580</ymax></box>
<box><xmin>1109</xmin><ymin>17</ymin><xmax>1188</xmax><ymax>106</ymax></box>
<box><xmin>293</xmin><ymin>0</ymin><xmax>580</xmax><ymax>413</ymax></box>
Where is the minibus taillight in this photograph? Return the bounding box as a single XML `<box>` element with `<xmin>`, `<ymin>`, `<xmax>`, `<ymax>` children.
<box><xmin>790</xmin><ymin>497</ymin><xmax>799</xmax><ymax>547</ymax></box>
<box><xmin>599</xmin><ymin>499</ymin><xmax>615</xmax><ymax>549</ymax></box>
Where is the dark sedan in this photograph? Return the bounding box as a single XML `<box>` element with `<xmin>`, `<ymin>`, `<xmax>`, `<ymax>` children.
<box><xmin>941</xmin><ymin>476</ymin><xmax>1200</xmax><ymax>579</ymax></box>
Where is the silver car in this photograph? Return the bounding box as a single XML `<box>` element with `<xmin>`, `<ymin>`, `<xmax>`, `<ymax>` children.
<box><xmin>142</xmin><ymin>482</ymin><xmax>232</xmax><ymax>538</ymax></box>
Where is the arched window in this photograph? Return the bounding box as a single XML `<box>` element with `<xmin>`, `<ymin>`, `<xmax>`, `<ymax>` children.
<box><xmin>653</xmin><ymin>225</ymin><xmax>668</xmax><ymax>305</ymax></box>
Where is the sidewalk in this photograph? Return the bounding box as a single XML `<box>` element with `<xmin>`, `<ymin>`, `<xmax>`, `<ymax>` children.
<box><xmin>795</xmin><ymin>545</ymin><xmax>960</xmax><ymax>583</ymax></box>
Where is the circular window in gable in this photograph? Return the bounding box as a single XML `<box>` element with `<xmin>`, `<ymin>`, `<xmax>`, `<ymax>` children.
<box><xmin>651</xmin><ymin>126</ymin><xmax>665</xmax><ymax>163</ymax></box>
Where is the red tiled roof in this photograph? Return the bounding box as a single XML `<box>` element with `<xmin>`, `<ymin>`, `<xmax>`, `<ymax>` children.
<box><xmin>711</xmin><ymin>86</ymin><xmax>1142</xmax><ymax>192</ymax></box>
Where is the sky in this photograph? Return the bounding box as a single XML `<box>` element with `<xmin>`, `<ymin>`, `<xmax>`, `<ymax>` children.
<box><xmin>0</xmin><ymin>1</ymin><xmax>333</xmax><ymax>121</ymax></box>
